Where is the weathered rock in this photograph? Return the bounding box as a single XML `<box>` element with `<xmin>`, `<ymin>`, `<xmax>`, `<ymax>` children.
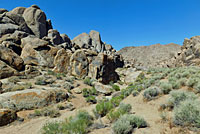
<box><xmin>70</xmin><ymin>49</ymin><xmax>89</xmax><ymax>78</ymax></box>
<box><xmin>88</xmin><ymin>53</ymin><xmax>119</xmax><ymax>84</ymax></box>
<box><xmin>21</xmin><ymin>36</ymin><xmax>48</xmax><ymax>48</ymax></box>
<box><xmin>0</xmin><ymin>9</ymin><xmax>8</xmax><ymax>14</ymax></box>
<box><xmin>89</xmin><ymin>30</ymin><xmax>104</xmax><ymax>52</ymax></box>
<box><xmin>53</xmin><ymin>49</ymin><xmax>72</xmax><ymax>73</ymax></box>
<box><xmin>124</xmin><ymin>69</ymin><xmax>142</xmax><ymax>84</ymax></box>
<box><xmin>72</xmin><ymin>33</ymin><xmax>91</xmax><ymax>49</ymax></box>
<box><xmin>25</xmin><ymin>65</ymin><xmax>41</xmax><ymax>77</ymax></box>
<box><xmin>23</xmin><ymin>5</ymin><xmax>47</xmax><ymax>38</ymax></box>
<box><xmin>0</xmin><ymin>60</ymin><xmax>18</xmax><ymax>79</ymax></box>
<box><xmin>21</xmin><ymin>41</ymin><xmax>58</xmax><ymax>67</ymax></box>
<box><xmin>0</xmin><ymin>81</ymin><xmax>2</xmax><ymax>94</ymax></box>
<box><xmin>47</xmin><ymin>29</ymin><xmax>62</xmax><ymax>45</ymax></box>
<box><xmin>93</xmin><ymin>82</ymin><xmax>112</xmax><ymax>95</ymax></box>
<box><xmin>0</xmin><ymin>88</ymin><xmax>68</xmax><ymax>111</ymax></box>
<box><xmin>10</xmin><ymin>7</ymin><xmax>26</xmax><ymax>15</ymax></box>
<box><xmin>0</xmin><ymin>109</ymin><xmax>17</xmax><ymax>126</ymax></box>
<box><xmin>46</xmin><ymin>19</ymin><xmax>53</xmax><ymax>31</ymax></box>
<box><xmin>0</xmin><ymin>46</ymin><xmax>24</xmax><ymax>71</ymax></box>
<box><xmin>105</xmin><ymin>44</ymin><xmax>113</xmax><ymax>51</ymax></box>
<box><xmin>0</xmin><ymin>23</ymin><xmax>19</xmax><ymax>36</ymax></box>
<box><xmin>1</xmin><ymin>41</ymin><xmax>22</xmax><ymax>55</ymax></box>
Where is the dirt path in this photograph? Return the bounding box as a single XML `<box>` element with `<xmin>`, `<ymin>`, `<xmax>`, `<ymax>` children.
<box><xmin>122</xmin><ymin>91</ymin><xmax>169</xmax><ymax>134</ymax></box>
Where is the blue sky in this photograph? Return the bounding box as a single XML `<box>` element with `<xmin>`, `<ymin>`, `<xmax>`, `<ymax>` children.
<box><xmin>1</xmin><ymin>0</ymin><xmax>200</xmax><ymax>50</ymax></box>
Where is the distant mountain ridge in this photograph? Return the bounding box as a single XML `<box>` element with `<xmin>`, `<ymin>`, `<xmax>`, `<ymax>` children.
<box><xmin>117</xmin><ymin>43</ymin><xmax>181</xmax><ymax>69</ymax></box>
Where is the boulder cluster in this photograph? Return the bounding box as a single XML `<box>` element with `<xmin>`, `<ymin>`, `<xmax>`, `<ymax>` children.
<box><xmin>166</xmin><ymin>36</ymin><xmax>200</xmax><ymax>67</ymax></box>
<box><xmin>0</xmin><ymin>5</ymin><xmax>123</xmax><ymax>84</ymax></box>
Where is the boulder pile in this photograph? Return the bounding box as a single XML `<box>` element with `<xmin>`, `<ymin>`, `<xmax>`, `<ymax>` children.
<box><xmin>165</xmin><ymin>36</ymin><xmax>200</xmax><ymax>67</ymax></box>
<box><xmin>0</xmin><ymin>5</ymin><xmax>123</xmax><ymax>84</ymax></box>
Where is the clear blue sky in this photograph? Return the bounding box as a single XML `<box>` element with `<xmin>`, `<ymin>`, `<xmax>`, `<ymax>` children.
<box><xmin>1</xmin><ymin>0</ymin><xmax>200</xmax><ymax>50</ymax></box>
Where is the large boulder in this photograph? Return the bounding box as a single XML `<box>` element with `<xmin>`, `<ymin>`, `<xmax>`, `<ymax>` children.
<box><xmin>47</xmin><ymin>29</ymin><xmax>62</xmax><ymax>45</ymax></box>
<box><xmin>0</xmin><ymin>9</ymin><xmax>8</xmax><ymax>14</ymax></box>
<box><xmin>89</xmin><ymin>30</ymin><xmax>104</xmax><ymax>52</ymax></box>
<box><xmin>0</xmin><ymin>88</ymin><xmax>68</xmax><ymax>111</ymax></box>
<box><xmin>10</xmin><ymin>7</ymin><xmax>26</xmax><ymax>15</ymax></box>
<box><xmin>0</xmin><ymin>109</ymin><xmax>17</xmax><ymax>126</ymax></box>
<box><xmin>0</xmin><ymin>46</ymin><xmax>24</xmax><ymax>71</ymax></box>
<box><xmin>88</xmin><ymin>53</ymin><xmax>119</xmax><ymax>84</ymax></box>
<box><xmin>53</xmin><ymin>49</ymin><xmax>72</xmax><ymax>73</ymax></box>
<box><xmin>72</xmin><ymin>33</ymin><xmax>91</xmax><ymax>49</ymax></box>
<box><xmin>21</xmin><ymin>36</ymin><xmax>58</xmax><ymax>67</ymax></box>
<box><xmin>0</xmin><ymin>60</ymin><xmax>19</xmax><ymax>79</ymax></box>
<box><xmin>70</xmin><ymin>49</ymin><xmax>89</xmax><ymax>78</ymax></box>
<box><xmin>23</xmin><ymin>5</ymin><xmax>47</xmax><ymax>38</ymax></box>
<box><xmin>0</xmin><ymin>23</ymin><xmax>19</xmax><ymax>36</ymax></box>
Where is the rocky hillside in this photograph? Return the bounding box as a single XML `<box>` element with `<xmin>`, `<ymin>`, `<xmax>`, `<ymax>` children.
<box><xmin>117</xmin><ymin>43</ymin><xmax>181</xmax><ymax>69</ymax></box>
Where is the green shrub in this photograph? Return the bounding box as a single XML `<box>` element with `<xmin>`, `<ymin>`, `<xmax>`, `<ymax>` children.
<box><xmin>170</xmin><ymin>81</ymin><xmax>181</xmax><ymax>89</ymax></box>
<box><xmin>112</xmin><ymin>117</ymin><xmax>132</xmax><ymax>134</ymax></box>
<box><xmin>112</xmin><ymin>84</ymin><xmax>120</xmax><ymax>91</ymax></box>
<box><xmin>42</xmin><ymin>111</ymin><xmax>93</xmax><ymax>134</ymax></box>
<box><xmin>112</xmin><ymin>114</ymin><xmax>147</xmax><ymax>134</ymax></box>
<box><xmin>83</xmin><ymin>77</ymin><xmax>93</xmax><ymax>86</ymax></box>
<box><xmin>82</xmin><ymin>87</ymin><xmax>97</xmax><ymax>97</ymax></box>
<box><xmin>160</xmin><ymin>82</ymin><xmax>172</xmax><ymax>94</ymax></box>
<box><xmin>187</xmin><ymin>77</ymin><xmax>199</xmax><ymax>88</ymax></box>
<box><xmin>33</xmin><ymin>107</ymin><xmax>60</xmax><ymax>118</ymax></box>
<box><xmin>143</xmin><ymin>86</ymin><xmax>161</xmax><ymax>101</ymax></box>
<box><xmin>178</xmin><ymin>78</ymin><xmax>187</xmax><ymax>87</ymax></box>
<box><xmin>110</xmin><ymin>96</ymin><xmax>123</xmax><ymax>107</ymax></box>
<box><xmin>86</xmin><ymin>96</ymin><xmax>97</xmax><ymax>104</ymax></box>
<box><xmin>107</xmin><ymin>103</ymin><xmax>132</xmax><ymax>122</ymax></box>
<box><xmin>194</xmin><ymin>82</ymin><xmax>200</xmax><ymax>93</ymax></box>
<box><xmin>61</xmin><ymin>111</ymin><xmax>93</xmax><ymax>134</ymax></box>
<box><xmin>168</xmin><ymin>90</ymin><xmax>198</xmax><ymax>108</ymax></box>
<box><xmin>132</xmin><ymin>90</ymin><xmax>139</xmax><ymax>96</ymax></box>
<box><xmin>42</xmin><ymin>121</ymin><xmax>61</xmax><ymax>134</ymax></box>
<box><xmin>93</xmin><ymin>100</ymin><xmax>114</xmax><ymax>118</ymax></box>
<box><xmin>173</xmin><ymin>99</ymin><xmax>200</xmax><ymax>128</ymax></box>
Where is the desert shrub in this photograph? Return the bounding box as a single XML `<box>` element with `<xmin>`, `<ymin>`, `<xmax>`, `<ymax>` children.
<box><xmin>93</xmin><ymin>100</ymin><xmax>114</xmax><ymax>118</ymax></box>
<box><xmin>112</xmin><ymin>114</ymin><xmax>147</xmax><ymax>134</ymax></box>
<box><xmin>35</xmin><ymin>77</ymin><xmax>48</xmax><ymax>85</ymax></box>
<box><xmin>173</xmin><ymin>99</ymin><xmax>200</xmax><ymax>128</ymax></box>
<box><xmin>170</xmin><ymin>80</ymin><xmax>181</xmax><ymax>89</ymax></box>
<box><xmin>132</xmin><ymin>90</ymin><xmax>139</xmax><ymax>96</ymax></box>
<box><xmin>83</xmin><ymin>77</ymin><xmax>93</xmax><ymax>86</ymax></box>
<box><xmin>56</xmin><ymin>73</ymin><xmax>65</xmax><ymax>79</ymax></box>
<box><xmin>110</xmin><ymin>96</ymin><xmax>123</xmax><ymax>107</ymax></box>
<box><xmin>5</xmin><ymin>84</ymin><xmax>25</xmax><ymax>92</ymax></box>
<box><xmin>112</xmin><ymin>84</ymin><xmax>120</xmax><ymax>91</ymax></box>
<box><xmin>160</xmin><ymin>82</ymin><xmax>172</xmax><ymax>94</ymax></box>
<box><xmin>61</xmin><ymin>111</ymin><xmax>93</xmax><ymax>134</ymax></box>
<box><xmin>107</xmin><ymin>103</ymin><xmax>132</xmax><ymax>122</ymax></box>
<box><xmin>143</xmin><ymin>86</ymin><xmax>161</xmax><ymax>101</ymax></box>
<box><xmin>178</xmin><ymin>78</ymin><xmax>187</xmax><ymax>87</ymax></box>
<box><xmin>168</xmin><ymin>90</ymin><xmax>197</xmax><ymax>108</ymax></box>
<box><xmin>8</xmin><ymin>76</ymin><xmax>20</xmax><ymax>83</ymax></box>
<box><xmin>42</xmin><ymin>111</ymin><xmax>93</xmax><ymax>134</ymax></box>
<box><xmin>82</xmin><ymin>87</ymin><xmax>97</xmax><ymax>97</ymax></box>
<box><xmin>187</xmin><ymin>77</ymin><xmax>199</xmax><ymax>88</ymax></box>
<box><xmin>194</xmin><ymin>82</ymin><xmax>200</xmax><ymax>93</ymax></box>
<box><xmin>42</xmin><ymin>121</ymin><xmax>61</xmax><ymax>134</ymax></box>
<box><xmin>112</xmin><ymin>117</ymin><xmax>132</xmax><ymax>134</ymax></box>
<box><xmin>33</xmin><ymin>107</ymin><xmax>60</xmax><ymax>118</ymax></box>
<box><xmin>85</xmin><ymin>96</ymin><xmax>97</xmax><ymax>104</ymax></box>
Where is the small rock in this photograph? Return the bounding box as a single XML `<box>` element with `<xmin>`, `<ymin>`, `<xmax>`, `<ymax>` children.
<box><xmin>0</xmin><ymin>109</ymin><xmax>17</xmax><ymax>126</ymax></box>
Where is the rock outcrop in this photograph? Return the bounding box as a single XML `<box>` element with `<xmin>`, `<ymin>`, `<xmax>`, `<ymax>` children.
<box><xmin>165</xmin><ymin>36</ymin><xmax>200</xmax><ymax>67</ymax></box>
<box><xmin>0</xmin><ymin>4</ymin><xmax>122</xmax><ymax>84</ymax></box>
